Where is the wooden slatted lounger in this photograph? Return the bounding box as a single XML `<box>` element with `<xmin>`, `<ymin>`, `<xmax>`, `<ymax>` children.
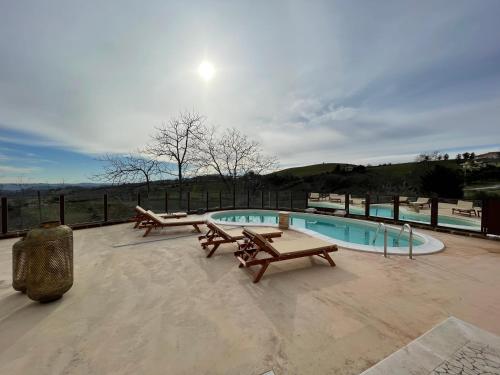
<box><xmin>133</xmin><ymin>206</ymin><xmax>187</xmax><ymax>228</ymax></box>
<box><xmin>452</xmin><ymin>200</ymin><xmax>477</xmax><ymax>216</ymax></box>
<box><xmin>409</xmin><ymin>197</ymin><xmax>431</xmax><ymax>209</ymax></box>
<box><xmin>235</xmin><ymin>228</ymin><xmax>338</xmax><ymax>283</ymax></box>
<box><xmin>198</xmin><ymin>222</ymin><xmax>283</xmax><ymax>258</ymax></box>
<box><xmin>141</xmin><ymin>210</ymin><xmax>205</xmax><ymax>237</ymax></box>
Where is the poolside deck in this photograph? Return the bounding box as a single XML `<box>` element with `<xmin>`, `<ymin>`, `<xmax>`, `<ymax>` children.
<box><xmin>1</xmin><ymin>221</ymin><xmax>499</xmax><ymax>374</ymax></box>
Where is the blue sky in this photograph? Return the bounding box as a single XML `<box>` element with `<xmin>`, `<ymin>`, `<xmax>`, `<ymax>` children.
<box><xmin>1</xmin><ymin>1</ymin><xmax>500</xmax><ymax>183</ymax></box>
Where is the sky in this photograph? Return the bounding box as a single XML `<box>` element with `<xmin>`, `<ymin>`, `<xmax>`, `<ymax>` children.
<box><xmin>1</xmin><ymin>1</ymin><xmax>500</xmax><ymax>183</ymax></box>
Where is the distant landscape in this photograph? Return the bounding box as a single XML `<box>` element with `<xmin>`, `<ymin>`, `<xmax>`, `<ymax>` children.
<box><xmin>1</xmin><ymin>151</ymin><xmax>499</xmax><ymax>233</ymax></box>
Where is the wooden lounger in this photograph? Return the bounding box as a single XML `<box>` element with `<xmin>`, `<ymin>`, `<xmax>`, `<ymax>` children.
<box><xmin>198</xmin><ymin>222</ymin><xmax>283</xmax><ymax>258</ymax></box>
<box><xmin>133</xmin><ymin>206</ymin><xmax>187</xmax><ymax>228</ymax></box>
<box><xmin>409</xmin><ymin>197</ymin><xmax>431</xmax><ymax>209</ymax></box>
<box><xmin>309</xmin><ymin>192</ymin><xmax>320</xmax><ymax>201</ymax></box>
<box><xmin>235</xmin><ymin>229</ymin><xmax>338</xmax><ymax>283</ymax></box>
<box><xmin>328</xmin><ymin>194</ymin><xmax>342</xmax><ymax>203</ymax></box>
<box><xmin>141</xmin><ymin>210</ymin><xmax>205</xmax><ymax>237</ymax></box>
<box><xmin>452</xmin><ymin>200</ymin><xmax>477</xmax><ymax>216</ymax></box>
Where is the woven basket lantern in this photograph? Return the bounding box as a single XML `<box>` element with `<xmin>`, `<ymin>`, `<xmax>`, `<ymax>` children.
<box><xmin>22</xmin><ymin>221</ymin><xmax>73</xmax><ymax>302</ymax></box>
<box><xmin>12</xmin><ymin>238</ymin><xmax>29</xmax><ymax>293</ymax></box>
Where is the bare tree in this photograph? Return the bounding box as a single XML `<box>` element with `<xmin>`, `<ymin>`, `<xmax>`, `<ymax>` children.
<box><xmin>196</xmin><ymin>127</ymin><xmax>278</xmax><ymax>191</ymax></box>
<box><xmin>93</xmin><ymin>154</ymin><xmax>160</xmax><ymax>194</ymax></box>
<box><xmin>147</xmin><ymin>111</ymin><xmax>205</xmax><ymax>193</ymax></box>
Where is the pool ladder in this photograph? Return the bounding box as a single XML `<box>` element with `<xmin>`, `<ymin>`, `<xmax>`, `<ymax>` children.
<box><xmin>372</xmin><ymin>223</ymin><xmax>388</xmax><ymax>257</ymax></box>
<box><xmin>396</xmin><ymin>223</ymin><xmax>414</xmax><ymax>259</ymax></box>
<box><xmin>373</xmin><ymin>222</ymin><xmax>414</xmax><ymax>259</ymax></box>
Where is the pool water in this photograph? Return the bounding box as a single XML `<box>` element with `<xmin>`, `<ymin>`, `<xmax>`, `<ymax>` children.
<box><xmin>309</xmin><ymin>202</ymin><xmax>480</xmax><ymax>230</ymax></box>
<box><xmin>211</xmin><ymin>211</ymin><xmax>424</xmax><ymax>247</ymax></box>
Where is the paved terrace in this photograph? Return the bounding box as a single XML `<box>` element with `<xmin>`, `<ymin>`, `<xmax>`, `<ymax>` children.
<box><xmin>0</xmin><ymin>219</ymin><xmax>499</xmax><ymax>374</ymax></box>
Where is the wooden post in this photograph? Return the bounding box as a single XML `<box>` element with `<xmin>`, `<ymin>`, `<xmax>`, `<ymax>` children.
<box><xmin>137</xmin><ymin>192</ymin><xmax>141</xmax><ymax>207</ymax></box>
<box><xmin>481</xmin><ymin>199</ymin><xmax>487</xmax><ymax>234</ymax></box>
<box><xmin>261</xmin><ymin>191</ymin><xmax>264</xmax><ymax>208</ymax></box>
<box><xmin>206</xmin><ymin>191</ymin><xmax>209</xmax><ymax>211</ymax></box>
<box><xmin>393</xmin><ymin>195</ymin><xmax>399</xmax><ymax>221</ymax></box>
<box><xmin>103</xmin><ymin>193</ymin><xmax>108</xmax><ymax>222</ymax></box>
<box><xmin>275</xmin><ymin>191</ymin><xmax>279</xmax><ymax>209</ymax></box>
<box><xmin>344</xmin><ymin>193</ymin><xmax>350</xmax><ymax>216</ymax></box>
<box><xmin>219</xmin><ymin>191</ymin><xmax>222</xmax><ymax>209</ymax></box>
<box><xmin>430</xmin><ymin>197</ymin><xmax>438</xmax><ymax>227</ymax></box>
<box><xmin>247</xmin><ymin>190</ymin><xmax>250</xmax><ymax>208</ymax></box>
<box><xmin>1</xmin><ymin>197</ymin><xmax>7</xmax><ymax>234</ymax></box>
<box><xmin>59</xmin><ymin>194</ymin><xmax>65</xmax><ymax>225</ymax></box>
<box><xmin>187</xmin><ymin>191</ymin><xmax>191</xmax><ymax>213</ymax></box>
<box><xmin>365</xmin><ymin>194</ymin><xmax>370</xmax><ymax>218</ymax></box>
<box><xmin>37</xmin><ymin>190</ymin><xmax>42</xmax><ymax>224</ymax></box>
<box><xmin>165</xmin><ymin>191</ymin><xmax>168</xmax><ymax>213</ymax></box>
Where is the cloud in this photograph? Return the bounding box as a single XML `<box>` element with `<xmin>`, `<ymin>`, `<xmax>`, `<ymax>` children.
<box><xmin>0</xmin><ymin>0</ymin><xmax>499</xmax><ymax>173</ymax></box>
<box><xmin>0</xmin><ymin>165</ymin><xmax>40</xmax><ymax>174</ymax></box>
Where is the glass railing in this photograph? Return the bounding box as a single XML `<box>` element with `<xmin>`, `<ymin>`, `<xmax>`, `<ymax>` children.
<box><xmin>0</xmin><ymin>189</ymin><xmax>489</xmax><ymax>235</ymax></box>
<box><xmin>437</xmin><ymin>198</ymin><xmax>481</xmax><ymax>232</ymax></box>
<box><xmin>368</xmin><ymin>195</ymin><xmax>394</xmax><ymax>220</ymax></box>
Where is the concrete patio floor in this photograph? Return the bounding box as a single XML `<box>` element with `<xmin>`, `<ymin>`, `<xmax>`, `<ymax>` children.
<box><xmin>0</xmin><ymin>221</ymin><xmax>499</xmax><ymax>374</ymax></box>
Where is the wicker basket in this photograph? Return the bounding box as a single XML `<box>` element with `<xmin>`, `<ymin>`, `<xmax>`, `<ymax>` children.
<box><xmin>15</xmin><ymin>221</ymin><xmax>74</xmax><ymax>302</ymax></box>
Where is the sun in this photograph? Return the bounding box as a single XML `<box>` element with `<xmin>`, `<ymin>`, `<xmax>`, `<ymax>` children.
<box><xmin>198</xmin><ymin>61</ymin><xmax>215</xmax><ymax>81</ymax></box>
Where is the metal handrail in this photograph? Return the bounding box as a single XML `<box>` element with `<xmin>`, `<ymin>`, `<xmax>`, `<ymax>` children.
<box><xmin>372</xmin><ymin>222</ymin><xmax>388</xmax><ymax>257</ymax></box>
<box><xmin>396</xmin><ymin>223</ymin><xmax>413</xmax><ymax>259</ymax></box>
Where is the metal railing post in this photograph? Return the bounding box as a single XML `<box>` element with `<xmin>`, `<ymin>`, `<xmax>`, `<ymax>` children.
<box><xmin>187</xmin><ymin>191</ymin><xmax>191</xmax><ymax>213</ymax></box>
<box><xmin>1</xmin><ymin>197</ymin><xmax>7</xmax><ymax>234</ymax></box>
<box><xmin>430</xmin><ymin>197</ymin><xmax>438</xmax><ymax>227</ymax></box>
<box><xmin>206</xmin><ymin>191</ymin><xmax>209</xmax><ymax>211</ymax></box>
<box><xmin>165</xmin><ymin>191</ymin><xmax>168</xmax><ymax>213</ymax></box>
<box><xmin>393</xmin><ymin>194</ymin><xmax>399</xmax><ymax>221</ymax></box>
<box><xmin>104</xmin><ymin>193</ymin><xmax>108</xmax><ymax>222</ymax></box>
<box><xmin>37</xmin><ymin>190</ymin><xmax>42</xmax><ymax>224</ymax></box>
<box><xmin>137</xmin><ymin>192</ymin><xmax>141</xmax><ymax>207</ymax></box>
<box><xmin>247</xmin><ymin>190</ymin><xmax>250</xmax><ymax>208</ymax></box>
<box><xmin>59</xmin><ymin>194</ymin><xmax>65</xmax><ymax>225</ymax></box>
<box><xmin>275</xmin><ymin>191</ymin><xmax>279</xmax><ymax>209</ymax></box>
<box><xmin>365</xmin><ymin>194</ymin><xmax>371</xmax><ymax>218</ymax></box>
<box><xmin>344</xmin><ymin>193</ymin><xmax>350</xmax><ymax>216</ymax></box>
<box><xmin>305</xmin><ymin>192</ymin><xmax>309</xmax><ymax>209</ymax></box>
<box><xmin>232</xmin><ymin>190</ymin><xmax>236</xmax><ymax>209</ymax></box>
<box><xmin>261</xmin><ymin>191</ymin><xmax>264</xmax><ymax>208</ymax></box>
<box><xmin>219</xmin><ymin>191</ymin><xmax>222</xmax><ymax>209</ymax></box>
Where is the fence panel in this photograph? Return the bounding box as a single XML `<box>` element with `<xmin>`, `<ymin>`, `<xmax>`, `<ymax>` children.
<box><xmin>65</xmin><ymin>191</ymin><xmax>104</xmax><ymax>225</ymax></box>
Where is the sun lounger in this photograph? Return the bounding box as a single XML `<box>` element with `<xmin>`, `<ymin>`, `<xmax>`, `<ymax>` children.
<box><xmin>351</xmin><ymin>197</ymin><xmax>365</xmax><ymax>205</ymax></box>
<box><xmin>133</xmin><ymin>206</ymin><xmax>187</xmax><ymax>228</ymax></box>
<box><xmin>452</xmin><ymin>200</ymin><xmax>477</xmax><ymax>216</ymax></box>
<box><xmin>309</xmin><ymin>192</ymin><xmax>320</xmax><ymax>201</ymax></box>
<box><xmin>234</xmin><ymin>229</ymin><xmax>338</xmax><ymax>283</ymax></box>
<box><xmin>141</xmin><ymin>210</ymin><xmax>205</xmax><ymax>237</ymax></box>
<box><xmin>198</xmin><ymin>222</ymin><xmax>283</xmax><ymax>258</ymax></box>
<box><xmin>409</xmin><ymin>197</ymin><xmax>431</xmax><ymax>209</ymax></box>
<box><xmin>328</xmin><ymin>193</ymin><xmax>342</xmax><ymax>203</ymax></box>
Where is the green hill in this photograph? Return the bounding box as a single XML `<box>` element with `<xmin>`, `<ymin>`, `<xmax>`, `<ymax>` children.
<box><xmin>275</xmin><ymin>163</ymin><xmax>354</xmax><ymax>177</ymax></box>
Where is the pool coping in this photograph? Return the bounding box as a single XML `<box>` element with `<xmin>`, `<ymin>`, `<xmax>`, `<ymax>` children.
<box><xmin>208</xmin><ymin>209</ymin><xmax>445</xmax><ymax>256</ymax></box>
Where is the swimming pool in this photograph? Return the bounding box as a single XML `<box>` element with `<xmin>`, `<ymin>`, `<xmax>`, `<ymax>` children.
<box><xmin>308</xmin><ymin>202</ymin><xmax>481</xmax><ymax>231</ymax></box>
<box><xmin>209</xmin><ymin>210</ymin><xmax>444</xmax><ymax>255</ymax></box>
